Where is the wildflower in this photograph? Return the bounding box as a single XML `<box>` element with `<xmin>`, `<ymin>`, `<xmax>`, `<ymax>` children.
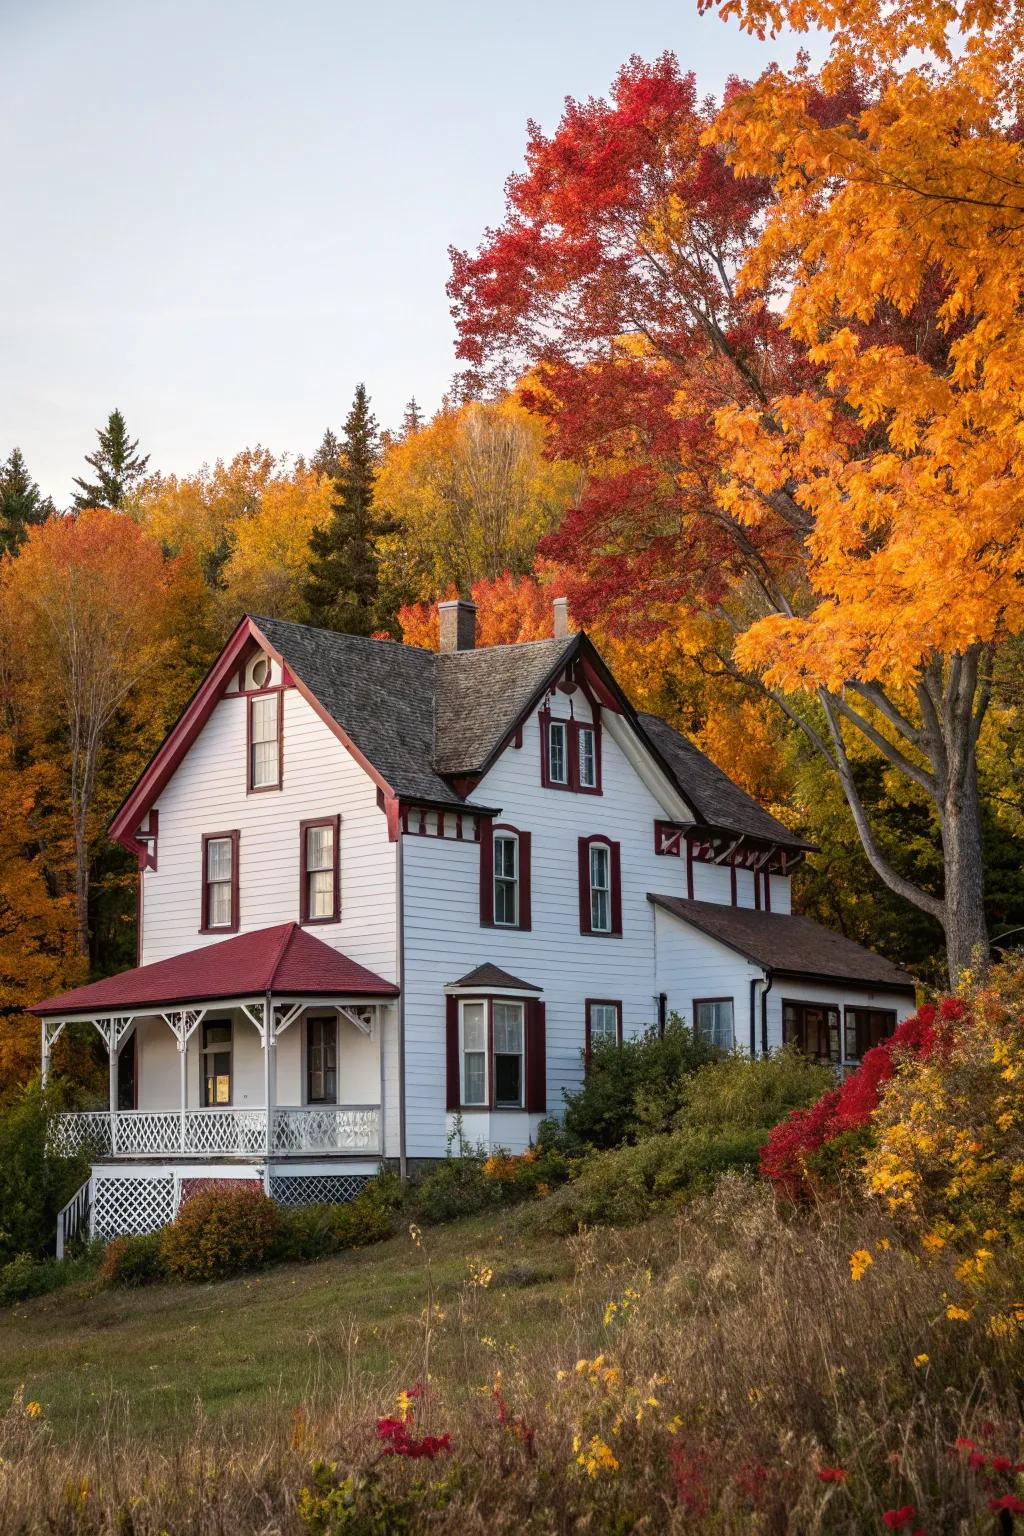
<box><xmin>876</xmin><ymin>1238</ymin><xmax>891</xmax><ymax>1251</ymax></box>
<box><xmin>576</xmin><ymin>1434</ymin><xmax>619</xmax><ymax>1477</ymax></box>
<box><xmin>24</xmin><ymin>1401</ymin><xmax>42</xmax><ymax>1420</ymax></box>
<box><xmin>849</xmin><ymin>1249</ymin><xmax>873</xmax><ymax>1281</ymax></box>
<box><xmin>376</xmin><ymin>1416</ymin><xmax>451</xmax><ymax>1459</ymax></box>
<box><xmin>945</xmin><ymin>1305</ymin><xmax>972</xmax><ymax>1321</ymax></box>
<box><xmin>479</xmin><ymin>1335</ymin><xmax>497</xmax><ymax>1349</ymax></box>
<box><xmin>913</xmin><ymin>1354</ymin><xmax>929</xmax><ymax>1368</ymax></box>
<box><xmin>603</xmin><ymin>1300</ymin><xmax>618</xmax><ymax>1325</ymax></box>
<box><xmin>882</xmin><ymin>1507</ymin><xmax>918</xmax><ymax>1531</ymax></box>
<box><xmin>667</xmin><ymin>1415</ymin><xmax>684</xmax><ymax>1435</ymax></box>
<box><xmin>468</xmin><ymin>1262</ymin><xmax>493</xmax><ymax>1289</ymax></box>
<box><xmin>408</xmin><ymin>1223</ymin><xmax>422</xmax><ymax>1248</ymax></box>
<box><xmin>817</xmin><ymin>1466</ymin><xmax>846</xmax><ymax>1482</ymax></box>
<box><xmin>989</xmin><ymin>1495</ymin><xmax>1024</xmax><ymax>1516</ymax></box>
<box><xmin>921</xmin><ymin>1232</ymin><xmax>945</xmax><ymax>1252</ymax></box>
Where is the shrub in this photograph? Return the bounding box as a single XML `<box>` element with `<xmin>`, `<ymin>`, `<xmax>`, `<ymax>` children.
<box><xmin>100</xmin><ymin>1232</ymin><xmax>166</xmax><ymax>1287</ymax></box>
<box><xmin>275</xmin><ymin>1189</ymin><xmax>395</xmax><ymax>1264</ymax></box>
<box><xmin>160</xmin><ymin>1184</ymin><xmax>282</xmax><ymax>1280</ymax></box>
<box><xmin>0</xmin><ymin>1081</ymin><xmax>90</xmax><ymax>1266</ymax></box>
<box><xmin>562</xmin><ymin>1016</ymin><xmax>718</xmax><ymax>1150</ymax></box>
<box><xmin>535</xmin><ymin>1126</ymin><xmax>765</xmax><ymax>1231</ymax></box>
<box><xmin>481</xmin><ymin>1144</ymin><xmax>572</xmax><ymax>1201</ymax></box>
<box><xmin>407</xmin><ymin>1153</ymin><xmax>502</xmax><ymax>1226</ymax></box>
<box><xmin>0</xmin><ymin>1245</ymin><xmax>104</xmax><ymax>1307</ymax></box>
<box><xmin>673</xmin><ymin>1048</ymin><xmax>835</xmax><ymax>1134</ymax></box>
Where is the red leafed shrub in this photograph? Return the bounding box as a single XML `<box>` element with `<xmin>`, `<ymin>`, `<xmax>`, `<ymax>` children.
<box><xmin>160</xmin><ymin>1183</ymin><xmax>281</xmax><ymax>1280</ymax></box>
<box><xmin>376</xmin><ymin>1417</ymin><xmax>451</xmax><ymax>1460</ymax></box>
<box><xmin>760</xmin><ymin>1005</ymin><xmax>940</xmax><ymax>1199</ymax></box>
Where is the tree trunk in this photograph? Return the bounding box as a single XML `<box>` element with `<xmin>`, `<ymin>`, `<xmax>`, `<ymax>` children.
<box><xmin>941</xmin><ymin>760</ymin><xmax>988</xmax><ymax>983</ymax></box>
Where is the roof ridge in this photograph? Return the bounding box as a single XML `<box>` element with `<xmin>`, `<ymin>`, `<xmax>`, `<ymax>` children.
<box><xmin>435</xmin><ymin>635</ymin><xmax>573</xmax><ymax>660</ymax></box>
<box><xmin>266</xmin><ymin>920</ymin><xmax>299</xmax><ymax>987</ymax></box>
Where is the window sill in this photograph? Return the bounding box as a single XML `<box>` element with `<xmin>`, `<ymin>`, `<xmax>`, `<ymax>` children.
<box><xmin>301</xmin><ymin>915</ymin><xmax>341</xmax><ymax>927</ymax></box>
<box><xmin>199</xmin><ymin>924</ymin><xmax>239</xmax><ymax>936</ymax></box>
<box><xmin>580</xmin><ymin>929</ymin><xmax>622</xmax><ymax>939</ymax></box>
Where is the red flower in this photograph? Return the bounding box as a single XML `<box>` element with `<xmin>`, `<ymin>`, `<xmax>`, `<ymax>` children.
<box><xmin>883</xmin><ymin>1508</ymin><xmax>918</xmax><ymax>1531</ymax></box>
<box><xmin>989</xmin><ymin>1495</ymin><xmax>1024</xmax><ymax>1515</ymax></box>
<box><xmin>968</xmin><ymin>1451</ymin><xmax>987</xmax><ymax>1470</ymax></box>
<box><xmin>989</xmin><ymin>1456</ymin><xmax>1013</xmax><ymax>1473</ymax></box>
<box><xmin>954</xmin><ymin>1438</ymin><xmax>977</xmax><ymax>1453</ymax></box>
<box><xmin>818</xmin><ymin>1466</ymin><xmax>847</xmax><ymax>1482</ymax></box>
<box><xmin>375</xmin><ymin>1416</ymin><xmax>451</xmax><ymax>1459</ymax></box>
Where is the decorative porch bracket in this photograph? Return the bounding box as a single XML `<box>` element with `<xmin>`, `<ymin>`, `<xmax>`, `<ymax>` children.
<box><xmin>161</xmin><ymin>1009</ymin><xmax>208</xmax><ymax>1154</ymax></box>
<box><xmin>87</xmin><ymin>1016</ymin><xmax>137</xmax><ymax>1155</ymax></box>
<box><xmin>40</xmin><ymin>1019</ymin><xmax>67</xmax><ymax>1087</ymax></box>
<box><xmin>334</xmin><ymin>1004</ymin><xmax>375</xmax><ymax>1037</ymax></box>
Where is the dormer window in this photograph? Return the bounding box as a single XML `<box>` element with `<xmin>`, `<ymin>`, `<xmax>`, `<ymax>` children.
<box><xmin>248</xmin><ymin>692</ymin><xmax>281</xmax><ymax>791</ymax></box>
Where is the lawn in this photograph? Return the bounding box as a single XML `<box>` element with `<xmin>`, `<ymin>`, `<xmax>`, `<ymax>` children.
<box><xmin>0</xmin><ymin>1207</ymin><xmax>665</xmax><ymax>1442</ymax></box>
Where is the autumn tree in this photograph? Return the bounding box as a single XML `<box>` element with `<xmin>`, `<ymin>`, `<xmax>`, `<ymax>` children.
<box><xmin>375</xmin><ymin>396</ymin><xmax>579</xmax><ymax>605</ymax></box>
<box><xmin>310</xmin><ymin>428</ymin><xmax>343</xmax><ymax>480</ymax></box>
<box><xmin>0</xmin><ymin>510</ymin><xmax>183</xmax><ymax>956</ymax></box>
<box><xmin>304</xmin><ymin>384</ymin><xmax>390</xmax><ymax>635</ymax></box>
<box><xmin>449</xmin><ymin>48</ymin><xmax>1021</xmax><ymax>978</ymax></box>
<box><xmin>72</xmin><ymin>408</ymin><xmax>150</xmax><ymax>510</ymax></box>
<box><xmin>220</xmin><ymin>467</ymin><xmax>334</xmax><ymax>622</ymax></box>
<box><xmin>0</xmin><ymin>449</ymin><xmax>53</xmax><ymax>556</ymax></box>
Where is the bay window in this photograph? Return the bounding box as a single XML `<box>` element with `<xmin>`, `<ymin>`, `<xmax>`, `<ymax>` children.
<box><xmin>460</xmin><ymin>1000</ymin><xmax>488</xmax><ymax>1106</ymax></box>
<box><xmin>844</xmin><ymin>1006</ymin><xmax>896</xmax><ymax>1062</ymax></box>
<box><xmin>492</xmin><ymin>1001</ymin><xmax>524</xmax><ymax>1107</ymax></box>
<box><xmin>783</xmin><ymin>1000</ymin><xmax>841</xmax><ymax>1064</ymax></box>
<box><xmin>448</xmin><ymin>994</ymin><xmax>546</xmax><ymax>1113</ymax></box>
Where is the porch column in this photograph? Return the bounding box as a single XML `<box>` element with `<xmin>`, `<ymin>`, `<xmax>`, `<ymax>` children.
<box><xmin>263</xmin><ymin>991</ymin><xmax>274</xmax><ymax>1194</ymax></box>
<box><xmin>179</xmin><ymin>1035</ymin><xmax>187</xmax><ymax>1153</ymax></box>
<box><xmin>41</xmin><ymin>1019</ymin><xmax>50</xmax><ymax>1088</ymax></box>
<box><xmin>108</xmin><ymin>1025</ymin><xmax>118</xmax><ymax>1153</ymax></box>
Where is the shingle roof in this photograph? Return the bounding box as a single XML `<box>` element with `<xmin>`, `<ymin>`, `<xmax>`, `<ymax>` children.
<box><xmin>433</xmin><ymin>638</ymin><xmax>577</xmax><ymax>774</ymax></box>
<box><xmin>447</xmin><ymin>963</ymin><xmax>542</xmax><ymax>992</ymax></box>
<box><xmin>637</xmin><ymin>713</ymin><xmax>808</xmax><ymax>851</ymax></box>
<box><xmin>648</xmin><ymin>894</ymin><xmax>916</xmax><ymax>991</ymax></box>
<box><xmin>31</xmin><ymin>923</ymin><xmax>398</xmax><ymax>1016</ymax></box>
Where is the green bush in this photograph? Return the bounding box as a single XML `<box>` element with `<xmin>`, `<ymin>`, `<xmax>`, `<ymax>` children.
<box><xmin>100</xmin><ymin>1231</ymin><xmax>167</xmax><ymax>1287</ymax></box>
<box><xmin>275</xmin><ymin>1188</ymin><xmax>394</xmax><ymax>1263</ymax></box>
<box><xmin>160</xmin><ymin>1185</ymin><xmax>282</xmax><ymax>1280</ymax></box>
<box><xmin>0</xmin><ymin>1082</ymin><xmax>90</xmax><ymax>1266</ymax></box>
<box><xmin>561</xmin><ymin>1015</ymin><xmax>718</xmax><ymax>1150</ymax></box>
<box><xmin>407</xmin><ymin>1153</ymin><xmax>502</xmax><ymax>1225</ymax></box>
<box><xmin>0</xmin><ymin>1245</ymin><xmax>103</xmax><ymax>1307</ymax></box>
<box><xmin>535</xmin><ymin>1126</ymin><xmax>765</xmax><ymax>1231</ymax></box>
<box><xmin>669</xmin><ymin>1048</ymin><xmax>836</xmax><ymax>1135</ymax></box>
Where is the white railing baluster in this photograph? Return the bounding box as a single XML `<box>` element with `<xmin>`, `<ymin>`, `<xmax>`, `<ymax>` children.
<box><xmin>53</xmin><ymin>1105</ymin><xmax>381</xmax><ymax>1159</ymax></box>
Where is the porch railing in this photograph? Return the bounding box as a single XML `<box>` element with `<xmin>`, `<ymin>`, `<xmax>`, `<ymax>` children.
<box><xmin>56</xmin><ymin>1177</ymin><xmax>93</xmax><ymax>1258</ymax></box>
<box><xmin>53</xmin><ymin>1105</ymin><xmax>381</xmax><ymax>1159</ymax></box>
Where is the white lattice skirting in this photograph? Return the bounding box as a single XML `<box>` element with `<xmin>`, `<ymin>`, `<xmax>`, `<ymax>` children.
<box><xmin>93</xmin><ymin>1175</ymin><xmax>176</xmax><ymax>1239</ymax></box>
<box><xmin>270</xmin><ymin>1174</ymin><xmax>369</xmax><ymax>1207</ymax></box>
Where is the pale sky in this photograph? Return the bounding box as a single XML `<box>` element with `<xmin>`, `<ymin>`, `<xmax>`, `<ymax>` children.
<box><xmin>1</xmin><ymin>0</ymin><xmax>808</xmax><ymax>506</ymax></box>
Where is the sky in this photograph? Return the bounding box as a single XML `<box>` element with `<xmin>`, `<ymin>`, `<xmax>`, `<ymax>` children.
<box><xmin>1</xmin><ymin>0</ymin><xmax>810</xmax><ymax>506</ymax></box>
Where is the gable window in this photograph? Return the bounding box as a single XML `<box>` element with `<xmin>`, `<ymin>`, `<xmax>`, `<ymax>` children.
<box><xmin>578</xmin><ymin>834</ymin><xmax>622</xmax><ymax>936</ymax></box>
<box><xmin>448</xmin><ymin>995</ymin><xmax>546</xmax><ymax>1112</ymax></box>
<box><xmin>479</xmin><ymin>823</ymin><xmax>532</xmax><ymax>930</ymax></box>
<box><xmin>201</xmin><ymin>1020</ymin><xmax>232</xmax><ymax>1105</ymax></box>
<box><xmin>585</xmin><ymin>999</ymin><xmax>622</xmax><ymax>1059</ymax></box>
<box><xmin>548</xmin><ymin>719</ymin><xmax>568</xmax><ymax>784</ymax></box>
<box><xmin>201</xmin><ymin>831</ymin><xmax>239</xmax><ymax>933</ymax></box>
<box><xmin>844</xmin><ymin>1006</ymin><xmax>896</xmax><ymax>1062</ymax></box>
<box><xmin>784</xmin><ymin>999</ymin><xmax>841</xmax><ymax>1065</ymax></box>
<box><xmin>578</xmin><ymin>726</ymin><xmax>597</xmax><ymax>789</ymax></box>
<box><xmin>540</xmin><ymin>710</ymin><xmax>602</xmax><ymax>793</ymax></box>
<box><xmin>306</xmin><ymin>1016</ymin><xmax>338</xmax><ymax>1103</ymax></box>
<box><xmin>494</xmin><ymin>832</ymin><xmax>519</xmax><ymax>926</ymax></box>
<box><xmin>300</xmin><ymin>816</ymin><xmax>340</xmax><ymax>924</ymax></box>
<box><xmin>248</xmin><ymin>692</ymin><xmax>281</xmax><ymax>791</ymax></box>
<box><xmin>694</xmin><ymin>997</ymin><xmax>735</xmax><ymax>1052</ymax></box>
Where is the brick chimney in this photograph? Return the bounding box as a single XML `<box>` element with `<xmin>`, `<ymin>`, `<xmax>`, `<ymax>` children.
<box><xmin>438</xmin><ymin>598</ymin><xmax>477</xmax><ymax>652</ymax></box>
<box><xmin>553</xmin><ymin>596</ymin><xmax>570</xmax><ymax>640</ymax></box>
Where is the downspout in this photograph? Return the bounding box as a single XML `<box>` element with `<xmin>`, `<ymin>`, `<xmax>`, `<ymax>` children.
<box><xmin>396</xmin><ymin>826</ymin><xmax>407</xmax><ymax>1181</ymax></box>
<box><xmin>748</xmin><ymin>976</ymin><xmax>759</xmax><ymax>1059</ymax></box>
<box><xmin>760</xmin><ymin>970</ymin><xmax>774</xmax><ymax>1056</ymax></box>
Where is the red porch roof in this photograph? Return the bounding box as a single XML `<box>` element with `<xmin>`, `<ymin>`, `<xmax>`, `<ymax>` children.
<box><xmin>31</xmin><ymin>923</ymin><xmax>399</xmax><ymax>1017</ymax></box>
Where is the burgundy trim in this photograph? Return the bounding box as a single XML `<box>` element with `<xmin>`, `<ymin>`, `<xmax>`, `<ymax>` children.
<box><xmin>763</xmin><ymin>871</ymin><xmax>771</xmax><ymax>911</ymax></box>
<box><xmin>525</xmin><ymin>998</ymin><xmax>546</xmax><ymax>1112</ymax></box>
<box><xmin>445</xmin><ymin>995</ymin><xmax>460</xmax><ymax>1111</ymax></box>
<box><xmin>135</xmin><ymin>867</ymin><xmax>143</xmax><ymax>967</ymax></box>
<box><xmin>299</xmin><ymin>815</ymin><xmax>341</xmax><ymax>925</ymax></box>
<box><xmin>481</xmin><ymin>822</ymin><xmax>531</xmax><ymax>931</ymax></box>
<box><xmin>479</xmin><ymin>819</ymin><xmax>495</xmax><ymax>924</ymax></box>
<box><xmin>246</xmin><ymin>688</ymin><xmax>283</xmax><ymax>794</ymax></box>
<box><xmin>654</xmin><ymin>819</ymin><xmax>684</xmax><ymax>856</ymax></box>
<box><xmin>754</xmin><ymin>867</ymin><xmax>762</xmax><ymax>910</ymax></box>
<box><xmin>200</xmin><ymin>830</ymin><xmax>240</xmax><ymax>935</ymax></box>
<box><xmin>540</xmin><ymin>709</ymin><xmax>602</xmax><ymax>794</ymax></box>
<box><xmin>730</xmin><ymin>864</ymin><xmax>738</xmax><ymax>907</ymax></box>
<box><xmin>518</xmin><ymin>829</ymin><xmax>532</xmax><ymax>931</ymax></box>
<box><xmin>578</xmin><ymin>834</ymin><xmax>622</xmax><ymax>937</ymax></box>
<box><xmin>584</xmin><ymin>998</ymin><xmax>623</xmax><ymax>1065</ymax></box>
<box><xmin>513</xmin><ymin>724</ymin><xmax>523</xmax><ymax>749</ymax></box>
<box><xmin>686</xmin><ymin>841</ymin><xmax>695</xmax><ymax>900</ymax></box>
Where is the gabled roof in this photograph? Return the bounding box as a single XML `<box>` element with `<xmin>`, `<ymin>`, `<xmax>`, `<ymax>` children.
<box><xmin>447</xmin><ymin>963</ymin><xmax>542</xmax><ymax>992</ymax></box>
<box><xmin>31</xmin><ymin>923</ymin><xmax>399</xmax><ymax>1017</ymax></box>
<box><xmin>637</xmin><ymin>714</ymin><xmax>808</xmax><ymax>852</ymax></box>
<box><xmin>109</xmin><ymin>611</ymin><xmax>812</xmax><ymax>854</ymax></box>
<box><xmin>648</xmin><ymin>894</ymin><xmax>916</xmax><ymax>992</ymax></box>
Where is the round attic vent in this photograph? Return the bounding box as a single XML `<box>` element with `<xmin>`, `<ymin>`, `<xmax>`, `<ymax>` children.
<box><xmin>250</xmin><ymin>655</ymin><xmax>270</xmax><ymax>690</ymax></box>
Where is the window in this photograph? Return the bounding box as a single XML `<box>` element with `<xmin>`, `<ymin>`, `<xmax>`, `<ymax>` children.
<box><xmin>306</xmin><ymin>1016</ymin><xmax>338</xmax><ymax>1103</ymax></box>
<box><xmin>250</xmin><ymin>655</ymin><xmax>270</xmax><ymax>689</ymax></box>
<box><xmin>585</xmin><ymin>999</ymin><xmax>622</xmax><ymax>1058</ymax></box>
<box><xmin>590</xmin><ymin>843</ymin><xmax>611</xmax><ymax>932</ymax></box>
<box><xmin>844</xmin><ymin>1006</ymin><xmax>896</xmax><ymax>1062</ymax></box>
<box><xmin>540</xmin><ymin>711</ymin><xmax>603</xmax><ymax>792</ymax></box>
<box><xmin>694</xmin><ymin>998</ymin><xmax>735</xmax><ymax>1051</ymax></box>
<box><xmin>548</xmin><ymin>719</ymin><xmax>568</xmax><ymax>784</ymax></box>
<box><xmin>460</xmin><ymin>1000</ymin><xmax>488</xmax><ymax>1106</ymax></box>
<box><xmin>493</xmin><ymin>1001</ymin><xmax>525</xmax><ymax>1107</ymax></box>
<box><xmin>201</xmin><ymin>831</ymin><xmax>238</xmax><ymax>933</ymax></box>
<box><xmin>201</xmin><ymin>1020</ymin><xmax>232</xmax><ymax>1106</ymax></box>
<box><xmin>578</xmin><ymin>835</ymin><xmax>622</xmax><ymax>936</ymax></box>
<box><xmin>300</xmin><ymin>816</ymin><xmax>340</xmax><ymax>924</ymax></box>
<box><xmin>578</xmin><ymin>726</ymin><xmax>597</xmax><ymax>789</ymax></box>
<box><xmin>493</xmin><ymin>832</ymin><xmax>519</xmax><ymax>926</ymax></box>
<box><xmin>783</xmin><ymin>1000</ymin><xmax>841</xmax><ymax>1064</ymax></box>
<box><xmin>248</xmin><ymin>692</ymin><xmax>281</xmax><ymax>790</ymax></box>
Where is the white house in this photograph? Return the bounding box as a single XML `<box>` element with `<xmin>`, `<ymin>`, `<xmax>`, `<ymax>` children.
<box><xmin>33</xmin><ymin>598</ymin><xmax>916</xmax><ymax>1242</ymax></box>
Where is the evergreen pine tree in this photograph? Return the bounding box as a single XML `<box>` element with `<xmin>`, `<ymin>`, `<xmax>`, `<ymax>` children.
<box><xmin>304</xmin><ymin>385</ymin><xmax>390</xmax><ymax>635</ymax></box>
<box><xmin>310</xmin><ymin>427</ymin><xmax>344</xmax><ymax>480</ymax></box>
<box><xmin>401</xmin><ymin>397</ymin><xmax>424</xmax><ymax>437</ymax></box>
<box><xmin>0</xmin><ymin>448</ymin><xmax>53</xmax><ymax>555</ymax></box>
<box><xmin>72</xmin><ymin>408</ymin><xmax>150</xmax><ymax>510</ymax></box>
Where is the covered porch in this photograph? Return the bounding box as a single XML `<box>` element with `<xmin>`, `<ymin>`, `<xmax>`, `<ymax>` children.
<box><xmin>32</xmin><ymin>922</ymin><xmax>399</xmax><ymax>1165</ymax></box>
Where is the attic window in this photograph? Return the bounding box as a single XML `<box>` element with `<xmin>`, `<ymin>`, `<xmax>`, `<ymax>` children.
<box><xmin>248</xmin><ymin>692</ymin><xmax>282</xmax><ymax>791</ymax></box>
<box><xmin>250</xmin><ymin>655</ymin><xmax>270</xmax><ymax>690</ymax></box>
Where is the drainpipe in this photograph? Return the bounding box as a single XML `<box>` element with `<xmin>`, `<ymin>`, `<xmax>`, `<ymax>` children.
<box><xmin>760</xmin><ymin>970</ymin><xmax>774</xmax><ymax>1056</ymax></box>
<box><xmin>657</xmin><ymin>993</ymin><xmax>667</xmax><ymax>1037</ymax></box>
<box><xmin>396</xmin><ymin>829</ymin><xmax>407</xmax><ymax>1181</ymax></box>
<box><xmin>748</xmin><ymin>977</ymin><xmax>759</xmax><ymax>1058</ymax></box>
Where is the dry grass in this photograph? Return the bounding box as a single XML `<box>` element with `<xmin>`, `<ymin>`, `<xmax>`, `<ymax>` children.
<box><xmin>1</xmin><ymin>1177</ymin><xmax>1021</xmax><ymax>1533</ymax></box>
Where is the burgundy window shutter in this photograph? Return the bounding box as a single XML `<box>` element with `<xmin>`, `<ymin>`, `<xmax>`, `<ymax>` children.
<box><xmin>479</xmin><ymin>819</ymin><xmax>494</xmax><ymax>926</ymax></box>
<box><xmin>518</xmin><ymin>830</ymin><xmax>532</xmax><ymax>931</ymax></box>
<box><xmin>610</xmin><ymin>840</ymin><xmax>622</xmax><ymax>936</ymax></box>
<box><xmin>577</xmin><ymin>837</ymin><xmax>591</xmax><ymax>934</ymax></box>
<box><xmin>445</xmin><ymin>995</ymin><xmax>460</xmax><ymax>1111</ymax></box>
<box><xmin>526</xmin><ymin>999</ymin><xmax>546</xmax><ymax>1113</ymax></box>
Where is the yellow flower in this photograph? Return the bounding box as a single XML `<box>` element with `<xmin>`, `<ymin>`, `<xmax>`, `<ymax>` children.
<box><xmin>24</xmin><ymin>1401</ymin><xmax>42</xmax><ymax>1420</ymax></box>
<box><xmin>667</xmin><ymin>1415</ymin><xmax>684</xmax><ymax>1435</ymax></box>
<box><xmin>395</xmin><ymin>1390</ymin><xmax>415</xmax><ymax>1424</ymax></box>
<box><xmin>875</xmin><ymin>1237</ymin><xmax>891</xmax><ymax>1251</ymax></box>
<box><xmin>921</xmin><ymin>1232</ymin><xmax>946</xmax><ymax>1252</ymax></box>
<box><xmin>913</xmin><ymin>1353</ymin><xmax>929</xmax><ymax>1367</ymax></box>
<box><xmin>946</xmin><ymin>1305</ymin><xmax>972</xmax><ymax>1321</ymax></box>
<box><xmin>603</xmin><ymin>1300</ymin><xmax>618</xmax><ymax>1326</ymax></box>
<box><xmin>849</xmin><ymin>1249</ymin><xmax>873</xmax><ymax>1281</ymax></box>
<box><xmin>576</xmin><ymin>1435</ymin><xmax>620</xmax><ymax>1477</ymax></box>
